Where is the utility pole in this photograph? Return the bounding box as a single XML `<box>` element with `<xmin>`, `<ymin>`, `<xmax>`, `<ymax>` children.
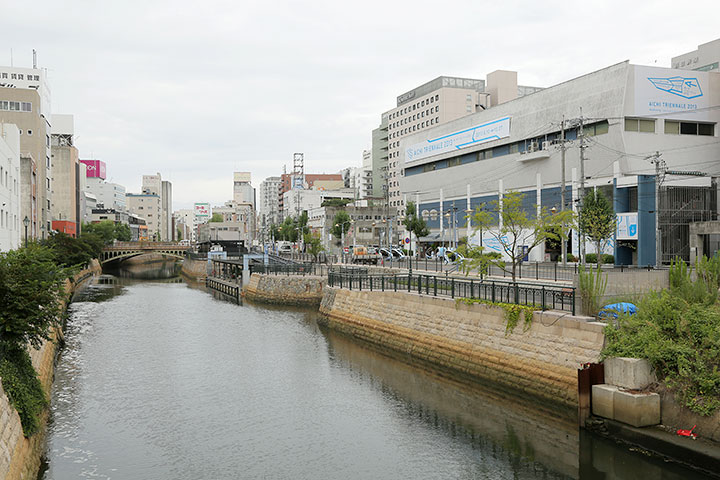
<box><xmin>560</xmin><ymin>116</ymin><xmax>567</xmax><ymax>265</ymax></box>
<box><xmin>650</xmin><ymin>151</ymin><xmax>664</xmax><ymax>267</ymax></box>
<box><xmin>578</xmin><ymin>110</ymin><xmax>586</xmax><ymax>266</ymax></box>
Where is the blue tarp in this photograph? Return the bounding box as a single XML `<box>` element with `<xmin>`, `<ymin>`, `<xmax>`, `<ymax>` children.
<box><xmin>598</xmin><ymin>302</ymin><xmax>638</xmax><ymax>319</ymax></box>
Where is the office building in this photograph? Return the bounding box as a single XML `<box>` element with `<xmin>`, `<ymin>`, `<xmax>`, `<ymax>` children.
<box><xmin>0</xmin><ymin>63</ymin><xmax>53</xmax><ymax>238</ymax></box>
<box><xmin>138</xmin><ymin>172</ymin><xmax>172</xmax><ymax>241</ymax></box>
<box><xmin>381</xmin><ymin>74</ymin><xmax>543</xmax><ymax>212</ymax></box>
<box><xmin>80</xmin><ymin>159</ymin><xmax>127</xmax><ymax>212</ymax></box>
<box><xmin>278</xmin><ymin>173</ymin><xmax>343</xmax><ymax>216</ymax></box>
<box><xmin>126</xmin><ymin>192</ymin><xmax>161</xmax><ymax>240</ymax></box>
<box><xmin>50</xmin><ymin>114</ymin><xmax>81</xmax><ymax>237</ymax></box>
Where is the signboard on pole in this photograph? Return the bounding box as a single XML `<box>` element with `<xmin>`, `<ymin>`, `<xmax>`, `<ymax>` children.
<box><xmin>194</xmin><ymin>203</ymin><xmax>210</xmax><ymax>218</ymax></box>
<box><xmin>616</xmin><ymin>212</ymin><xmax>638</xmax><ymax>240</ymax></box>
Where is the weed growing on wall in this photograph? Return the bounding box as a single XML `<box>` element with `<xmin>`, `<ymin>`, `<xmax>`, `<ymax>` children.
<box><xmin>457</xmin><ymin>298</ymin><xmax>536</xmax><ymax>334</ymax></box>
<box><xmin>578</xmin><ymin>264</ymin><xmax>607</xmax><ymax>317</ymax></box>
<box><xmin>0</xmin><ymin>342</ymin><xmax>48</xmax><ymax>436</ymax></box>
<box><xmin>603</xmin><ymin>257</ymin><xmax>720</xmax><ymax>416</ymax></box>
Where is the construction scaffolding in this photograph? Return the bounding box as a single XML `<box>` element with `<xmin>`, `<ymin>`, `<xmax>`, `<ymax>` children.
<box><xmin>659</xmin><ymin>184</ymin><xmax>718</xmax><ymax>263</ymax></box>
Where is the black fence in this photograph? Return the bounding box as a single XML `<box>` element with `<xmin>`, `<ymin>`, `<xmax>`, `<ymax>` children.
<box><xmin>251</xmin><ymin>263</ymin><xmax>329</xmax><ymax>276</ymax></box>
<box><xmin>327</xmin><ymin>271</ymin><xmax>575</xmax><ymax>314</ymax></box>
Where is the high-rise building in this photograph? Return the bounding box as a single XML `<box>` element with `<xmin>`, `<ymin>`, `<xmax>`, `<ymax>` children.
<box><xmin>258</xmin><ymin>176</ymin><xmax>281</xmax><ymax>231</ymax></box>
<box><xmin>50</xmin><ymin>114</ymin><xmax>81</xmax><ymax>237</ymax></box>
<box><xmin>233</xmin><ymin>172</ymin><xmax>254</xmax><ymax>207</ymax></box>
<box><xmin>138</xmin><ymin>172</ymin><xmax>172</xmax><ymax>241</ymax></box>
<box><xmin>382</xmin><ymin>73</ymin><xmax>542</xmax><ymax>212</ymax></box>
<box><xmin>0</xmin><ymin>123</ymin><xmax>21</xmax><ymax>251</ymax></box>
<box><xmin>126</xmin><ymin>192</ymin><xmax>161</xmax><ymax>240</ymax></box>
<box><xmin>0</xmin><ymin>63</ymin><xmax>53</xmax><ymax>239</ymax></box>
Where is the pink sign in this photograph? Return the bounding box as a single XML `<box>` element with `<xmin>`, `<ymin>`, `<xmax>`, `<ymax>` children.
<box><xmin>80</xmin><ymin>159</ymin><xmax>107</xmax><ymax>179</ymax></box>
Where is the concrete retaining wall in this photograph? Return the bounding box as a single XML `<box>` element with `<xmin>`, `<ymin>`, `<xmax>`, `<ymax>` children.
<box><xmin>0</xmin><ymin>260</ymin><xmax>101</xmax><ymax>480</ymax></box>
<box><xmin>181</xmin><ymin>258</ymin><xmax>208</xmax><ymax>281</ymax></box>
<box><xmin>320</xmin><ymin>286</ymin><xmax>605</xmax><ymax>408</ymax></box>
<box><xmin>243</xmin><ymin>273</ymin><xmax>326</xmax><ymax>306</ymax></box>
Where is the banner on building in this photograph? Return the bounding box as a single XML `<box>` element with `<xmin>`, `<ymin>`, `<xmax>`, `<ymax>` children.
<box><xmin>616</xmin><ymin>212</ymin><xmax>638</xmax><ymax>240</ymax></box>
<box><xmin>194</xmin><ymin>203</ymin><xmax>210</xmax><ymax>218</ymax></box>
<box><xmin>633</xmin><ymin>66</ymin><xmax>710</xmax><ymax>119</ymax></box>
<box><xmin>80</xmin><ymin>159</ymin><xmax>107</xmax><ymax>179</ymax></box>
<box><xmin>405</xmin><ymin>117</ymin><xmax>511</xmax><ymax>165</ymax></box>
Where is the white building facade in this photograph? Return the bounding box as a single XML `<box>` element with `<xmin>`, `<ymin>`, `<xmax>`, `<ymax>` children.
<box><xmin>0</xmin><ymin>124</ymin><xmax>21</xmax><ymax>251</ymax></box>
<box><xmin>399</xmin><ymin>61</ymin><xmax>720</xmax><ymax>266</ymax></box>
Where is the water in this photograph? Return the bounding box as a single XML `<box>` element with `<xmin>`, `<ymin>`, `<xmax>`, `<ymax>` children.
<box><xmin>40</xmin><ymin>275</ymin><xmax>709</xmax><ymax>479</ymax></box>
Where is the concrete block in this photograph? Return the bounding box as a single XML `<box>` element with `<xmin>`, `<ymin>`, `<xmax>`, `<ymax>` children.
<box><xmin>614</xmin><ymin>390</ymin><xmax>661</xmax><ymax>427</ymax></box>
<box><xmin>592</xmin><ymin>384</ymin><xmax>618</xmax><ymax>419</ymax></box>
<box><xmin>604</xmin><ymin>357</ymin><xmax>657</xmax><ymax>390</ymax></box>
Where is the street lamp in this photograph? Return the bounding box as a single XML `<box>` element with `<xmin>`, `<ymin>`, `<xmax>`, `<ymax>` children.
<box><xmin>23</xmin><ymin>216</ymin><xmax>29</xmax><ymax>247</ymax></box>
<box><xmin>335</xmin><ymin>219</ymin><xmax>352</xmax><ymax>262</ymax></box>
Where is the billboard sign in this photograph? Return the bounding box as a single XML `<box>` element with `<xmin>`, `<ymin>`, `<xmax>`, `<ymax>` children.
<box><xmin>194</xmin><ymin>203</ymin><xmax>210</xmax><ymax>218</ymax></box>
<box><xmin>634</xmin><ymin>66</ymin><xmax>710</xmax><ymax>119</ymax></box>
<box><xmin>616</xmin><ymin>212</ymin><xmax>638</xmax><ymax>240</ymax></box>
<box><xmin>405</xmin><ymin>117</ymin><xmax>511</xmax><ymax>165</ymax></box>
<box><xmin>80</xmin><ymin>159</ymin><xmax>106</xmax><ymax>179</ymax></box>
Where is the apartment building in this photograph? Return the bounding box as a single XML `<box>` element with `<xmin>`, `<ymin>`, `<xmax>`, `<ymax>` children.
<box><xmin>50</xmin><ymin>114</ymin><xmax>81</xmax><ymax>237</ymax></box>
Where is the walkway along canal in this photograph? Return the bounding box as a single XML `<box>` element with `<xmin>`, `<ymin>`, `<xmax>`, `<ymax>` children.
<box><xmin>39</xmin><ymin>274</ymin><xmax>711</xmax><ymax>479</ymax></box>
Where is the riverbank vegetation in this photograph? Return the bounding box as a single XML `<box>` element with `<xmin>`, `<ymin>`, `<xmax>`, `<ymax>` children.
<box><xmin>602</xmin><ymin>255</ymin><xmax>720</xmax><ymax>416</ymax></box>
<box><xmin>0</xmin><ymin>245</ymin><xmax>69</xmax><ymax>435</ymax></box>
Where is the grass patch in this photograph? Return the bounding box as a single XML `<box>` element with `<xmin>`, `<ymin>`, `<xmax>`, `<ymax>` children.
<box><xmin>0</xmin><ymin>341</ymin><xmax>48</xmax><ymax>436</ymax></box>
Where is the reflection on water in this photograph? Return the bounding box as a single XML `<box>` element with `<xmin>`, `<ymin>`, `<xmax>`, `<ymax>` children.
<box><xmin>41</xmin><ymin>276</ymin><xmax>710</xmax><ymax>480</ymax></box>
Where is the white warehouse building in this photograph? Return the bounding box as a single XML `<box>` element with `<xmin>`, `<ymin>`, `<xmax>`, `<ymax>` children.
<box><xmin>400</xmin><ymin>61</ymin><xmax>720</xmax><ymax>266</ymax></box>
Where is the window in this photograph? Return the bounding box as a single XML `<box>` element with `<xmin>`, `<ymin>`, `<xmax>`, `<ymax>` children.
<box><xmin>509</xmin><ymin>143</ymin><xmax>519</xmax><ymax>154</ymax></box>
<box><xmin>624</xmin><ymin>118</ymin><xmax>655</xmax><ymax>133</ymax></box>
<box><xmin>0</xmin><ymin>101</ymin><xmax>7</xmax><ymax>110</ymax></box>
<box><xmin>21</xmin><ymin>102</ymin><xmax>31</xmax><ymax>112</ymax></box>
<box><xmin>585</xmin><ymin>121</ymin><xmax>609</xmax><ymax>136</ymax></box>
<box><xmin>422</xmin><ymin>163</ymin><xmax>436</xmax><ymax>172</ymax></box>
<box><xmin>447</xmin><ymin>158</ymin><xmax>460</xmax><ymax>167</ymax></box>
<box><xmin>477</xmin><ymin>150</ymin><xmax>492</xmax><ymax>160</ymax></box>
<box><xmin>9</xmin><ymin>101</ymin><xmax>20</xmax><ymax>111</ymax></box>
<box><xmin>665</xmin><ymin>121</ymin><xmax>715</xmax><ymax>136</ymax></box>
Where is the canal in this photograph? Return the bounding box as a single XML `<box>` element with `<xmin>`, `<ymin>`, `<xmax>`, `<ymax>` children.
<box><xmin>40</xmin><ymin>275</ymin><xmax>707</xmax><ymax>479</ymax></box>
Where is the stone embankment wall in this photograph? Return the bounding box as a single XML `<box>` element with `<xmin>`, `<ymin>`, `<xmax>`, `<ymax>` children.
<box><xmin>181</xmin><ymin>257</ymin><xmax>208</xmax><ymax>281</ymax></box>
<box><xmin>243</xmin><ymin>274</ymin><xmax>325</xmax><ymax>306</ymax></box>
<box><xmin>320</xmin><ymin>286</ymin><xmax>606</xmax><ymax>408</ymax></box>
<box><xmin>0</xmin><ymin>260</ymin><xmax>101</xmax><ymax>480</ymax></box>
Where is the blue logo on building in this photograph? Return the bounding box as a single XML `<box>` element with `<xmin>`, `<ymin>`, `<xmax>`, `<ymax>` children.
<box><xmin>629</xmin><ymin>225</ymin><xmax>637</xmax><ymax>237</ymax></box>
<box><xmin>648</xmin><ymin>76</ymin><xmax>703</xmax><ymax>99</ymax></box>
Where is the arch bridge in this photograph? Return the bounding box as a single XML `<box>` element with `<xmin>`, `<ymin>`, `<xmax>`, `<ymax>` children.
<box><xmin>101</xmin><ymin>242</ymin><xmax>191</xmax><ymax>264</ymax></box>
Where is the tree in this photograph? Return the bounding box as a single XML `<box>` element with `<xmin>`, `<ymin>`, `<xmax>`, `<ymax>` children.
<box><xmin>209</xmin><ymin>213</ymin><xmax>223</xmax><ymax>223</ymax></box>
<box><xmin>278</xmin><ymin>217</ymin><xmax>298</xmax><ymax>242</ymax></box>
<box><xmin>82</xmin><ymin>220</ymin><xmax>117</xmax><ymax>244</ymax></box>
<box><xmin>114</xmin><ymin>223</ymin><xmax>132</xmax><ymax>242</ymax></box>
<box><xmin>470</xmin><ymin>191</ymin><xmax>574</xmax><ymax>283</ymax></box>
<box><xmin>321</xmin><ymin>198</ymin><xmax>352</xmax><ymax>208</ymax></box>
<box><xmin>579</xmin><ymin>190</ymin><xmax>615</xmax><ymax>265</ymax></box>
<box><xmin>331</xmin><ymin>211</ymin><xmax>351</xmax><ymax>244</ymax></box>
<box><xmin>41</xmin><ymin>232</ymin><xmax>97</xmax><ymax>269</ymax></box>
<box><xmin>304</xmin><ymin>231</ymin><xmax>325</xmax><ymax>261</ymax></box>
<box><xmin>402</xmin><ymin>202</ymin><xmax>429</xmax><ymax>256</ymax></box>
<box><xmin>0</xmin><ymin>244</ymin><xmax>67</xmax><ymax>349</ymax></box>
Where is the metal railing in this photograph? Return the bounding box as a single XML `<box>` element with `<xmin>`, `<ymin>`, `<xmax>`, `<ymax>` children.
<box><xmin>327</xmin><ymin>271</ymin><xmax>575</xmax><ymax>314</ymax></box>
<box><xmin>251</xmin><ymin>263</ymin><xmax>329</xmax><ymax>276</ymax></box>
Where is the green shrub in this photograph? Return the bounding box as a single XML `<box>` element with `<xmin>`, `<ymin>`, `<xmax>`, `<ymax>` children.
<box><xmin>585</xmin><ymin>253</ymin><xmax>615</xmax><ymax>264</ymax></box>
<box><xmin>567</xmin><ymin>254</ymin><xmax>578</xmax><ymax>262</ymax></box>
<box><xmin>0</xmin><ymin>341</ymin><xmax>48</xmax><ymax>436</ymax></box>
<box><xmin>602</xmin><ymin>290</ymin><xmax>720</xmax><ymax>416</ymax></box>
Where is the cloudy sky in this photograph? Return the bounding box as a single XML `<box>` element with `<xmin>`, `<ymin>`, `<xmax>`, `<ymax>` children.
<box><xmin>2</xmin><ymin>0</ymin><xmax>717</xmax><ymax>209</ymax></box>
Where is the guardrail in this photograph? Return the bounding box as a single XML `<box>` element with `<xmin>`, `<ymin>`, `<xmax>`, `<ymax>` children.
<box><xmin>327</xmin><ymin>271</ymin><xmax>575</xmax><ymax>314</ymax></box>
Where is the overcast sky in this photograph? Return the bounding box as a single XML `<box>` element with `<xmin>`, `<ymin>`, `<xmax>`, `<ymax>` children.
<box><xmin>2</xmin><ymin>0</ymin><xmax>718</xmax><ymax>209</ymax></box>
